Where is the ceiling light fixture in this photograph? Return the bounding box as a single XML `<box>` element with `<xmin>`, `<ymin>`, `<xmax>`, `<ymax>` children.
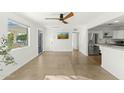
<box><xmin>114</xmin><ymin>20</ymin><xmax>119</xmax><ymax>23</ymax></box>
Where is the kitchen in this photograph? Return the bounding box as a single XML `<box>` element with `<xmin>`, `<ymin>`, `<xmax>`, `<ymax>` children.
<box><xmin>88</xmin><ymin>15</ymin><xmax>124</xmax><ymax>79</ymax></box>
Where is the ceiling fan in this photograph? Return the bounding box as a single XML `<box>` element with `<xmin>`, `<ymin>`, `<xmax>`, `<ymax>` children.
<box><xmin>45</xmin><ymin>12</ymin><xmax>74</xmax><ymax>24</ymax></box>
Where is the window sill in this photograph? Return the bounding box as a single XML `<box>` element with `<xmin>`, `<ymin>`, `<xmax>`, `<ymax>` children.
<box><xmin>10</xmin><ymin>46</ymin><xmax>30</xmax><ymax>52</ymax></box>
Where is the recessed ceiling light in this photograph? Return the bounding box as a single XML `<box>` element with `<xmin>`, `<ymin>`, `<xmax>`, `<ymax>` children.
<box><xmin>108</xmin><ymin>23</ymin><xmax>113</xmax><ymax>25</ymax></box>
<box><xmin>114</xmin><ymin>20</ymin><xmax>119</xmax><ymax>23</ymax></box>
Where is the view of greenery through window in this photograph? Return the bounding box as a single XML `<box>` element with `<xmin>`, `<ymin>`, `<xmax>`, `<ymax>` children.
<box><xmin>8</xmin><ymin>19</ymin><xmax>29</xmax><ymax>49</ymax></box>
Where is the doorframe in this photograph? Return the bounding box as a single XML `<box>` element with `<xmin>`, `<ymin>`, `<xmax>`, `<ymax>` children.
<box><xmin>38</xmin><ymin>29</ymin><xmax>44</xmax><ymax>55</ymax></box>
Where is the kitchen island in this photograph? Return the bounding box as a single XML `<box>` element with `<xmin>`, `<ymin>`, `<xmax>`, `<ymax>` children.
<box><xmin>99</xmin><ymin>44</ymin><xmax>124</xmax><ymax>79</ymax></box>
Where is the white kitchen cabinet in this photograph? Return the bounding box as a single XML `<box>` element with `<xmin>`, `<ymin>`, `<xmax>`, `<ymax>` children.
<box><xmin>99</xmin><ymin>31</ymin><xmax>103</xmax><ymax>39</ymax></box>
<box><xmin>103</xmin><ymin>31</ymin><xmax>113</xmax><ymax>38</ymax></box>
<box><xmin>100</xmin><ymin>45</ymin><xmax>124</xmax><ymax>79</ymax></box>
<box><xmin>113</xmin><ymin>31</ymin><xmax>124</xmax><ymax>39</ymax></box>
<box><xmin>113</xmin><ymin>31</ymin><xmax>117</xmax><ymax>39</ymax></box>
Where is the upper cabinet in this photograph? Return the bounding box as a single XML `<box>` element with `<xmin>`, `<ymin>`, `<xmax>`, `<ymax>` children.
<box><xmin>113</xmin><ymin>31</ymin><xmax>124</xmax><ymax>39</ymax></box>
<box><xmin>103</xmin><ymin>31</ymin><xmax>113</xmax><ymax>38</ymax></box>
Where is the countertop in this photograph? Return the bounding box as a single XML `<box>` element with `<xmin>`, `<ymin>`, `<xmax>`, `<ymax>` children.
<box><xmin>95</xmin><ymin>43</ymin><xmax>124</xmax><ymax>50</ymax></box>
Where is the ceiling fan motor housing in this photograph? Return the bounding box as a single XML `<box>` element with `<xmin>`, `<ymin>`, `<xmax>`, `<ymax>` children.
<box><xmin>60</xmin><ymin>14</ymin><xmax>64</xmax><ymax>20</ymax></box>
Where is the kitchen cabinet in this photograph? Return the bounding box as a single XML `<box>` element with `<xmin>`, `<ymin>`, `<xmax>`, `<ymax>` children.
<box><xmin>103</xmin><ymin>31</ymin><xmax>113</xmax><ymax>38</ymax></box>
<box><xmin>113</xmin><ymin>31</ymin><xmax>124</xmax><ymax>39</ymax></box>
<box><xmin>100</xmin><ymin>45</ymin><xmax>124</xmax><ymax>79</ymax></box>
<box><xmin>99</xmin><ymin>32</ymin><xmax>103</xmax><ymax>39</ymax></box>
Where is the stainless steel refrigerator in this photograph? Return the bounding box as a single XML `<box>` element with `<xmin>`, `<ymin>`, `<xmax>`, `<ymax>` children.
<box><xmin>88</xmin><ymin>33</ymin><xmax>100</xmax><ymax>55</ymax></box>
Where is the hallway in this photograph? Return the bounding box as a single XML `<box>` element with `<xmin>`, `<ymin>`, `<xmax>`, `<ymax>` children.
<box><xmin>5</xmin><ymin>51</ymin><xmax>117</xmax><ymax>80</ymax></box>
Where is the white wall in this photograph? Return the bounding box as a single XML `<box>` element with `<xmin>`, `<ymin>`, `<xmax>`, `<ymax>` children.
<box><xmin>78</xmin><ymin>26</ymin><xmax>88</xmax><ymax>56</ymax></box>
<box><xmin>45</xmin><ymin>27</ymin><xmax>73</xmax><ymax>52</ymax></box>
<box><xmin>0</xmin><ymin>13</ymin><xmax>45</xmax><ymax>79</ymax></box>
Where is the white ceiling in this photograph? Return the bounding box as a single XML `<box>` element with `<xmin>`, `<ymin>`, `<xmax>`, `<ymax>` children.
<box><xmin>89</xmin><ymin>15</ymin><xmax>124</xmax><ymax>31</ymax></box>
<box><xmin>19</xmin><ymin>12</ymin><xmax>104</xmax><ymax>28</ymax></box>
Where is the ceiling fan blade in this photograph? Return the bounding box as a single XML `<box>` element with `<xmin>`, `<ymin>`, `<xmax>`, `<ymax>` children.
<box><xmin>63</xmin><ymin>12</ymin><xmax>74</xmax><ymax>20</ymax></box>
<box><xmin>45</xmin><ymin>18</ymin><xmax>60</xmax><ymax>20</ymax></box>
<box><xmin>62</xmin><ymin>20</ymin><xmax>68</xmax><ymax>24</ymax></box>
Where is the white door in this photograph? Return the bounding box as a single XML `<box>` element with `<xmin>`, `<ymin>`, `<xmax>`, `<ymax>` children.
<box><xmin>72</xmin><ymin>32</ymin><xmax>79</xmax><ymax>50</ymax></box>
<box><xmin>46</xmin><ymin>31</ymin><xmax>54</xmax><ymax>51</ymax></box>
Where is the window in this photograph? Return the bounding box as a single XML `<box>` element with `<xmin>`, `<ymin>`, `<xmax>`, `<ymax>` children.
<box><xmin>8</xmin><ymin>19</ymin><xmax>29</xmax><ymax>49</ymax></box>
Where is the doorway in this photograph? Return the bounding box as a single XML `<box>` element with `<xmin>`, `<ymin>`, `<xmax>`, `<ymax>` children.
<box><xmin>38</xmin><ymin>30</ymin><xmax>43</xmax><ymax>54</ymax></box>
<box><xmin>72</xmin><ymin>32</ymin><xmax>79</xmax><ymax>51</ymax></box>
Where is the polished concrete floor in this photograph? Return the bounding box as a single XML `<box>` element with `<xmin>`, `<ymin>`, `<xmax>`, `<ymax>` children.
<box><xmin>4</xmin><ymin>51</ymin><xmax>117</xmax><ymax>80</ymax></box>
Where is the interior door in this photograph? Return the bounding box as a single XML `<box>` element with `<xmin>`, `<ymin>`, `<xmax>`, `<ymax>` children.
<box><xmin>38</xmin><ymin>31</ymin><xmax>43</xmax><ymax>54</ymax></box>
<box><xmin>72</xmin><ymin>32</ymin><xmax>79</xmax><ymax>50</ymax></box>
